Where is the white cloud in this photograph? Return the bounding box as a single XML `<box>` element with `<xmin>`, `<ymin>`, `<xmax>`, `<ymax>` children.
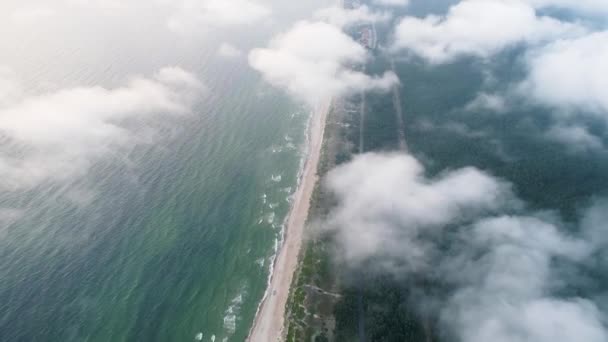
<box><xmin>0</xmin><ymin>67</ymin><xmax>203</xmax><ymax>191</ymax></box>
<box><xmin>11</xmin><ymin>6</ymin><xmax>56</xmax><ymax>23</ymax></box>
<box><xmin>444</xmin><ymin>215</ymin><xmax>604</xmax><ymax>342</ymax></box>
<box><xmin>218</xmin><ymin>43</ymin><xmax>243</xmax><ymax>58</ymax></box>
<box><xmin>322</xmin><ymin>152</ymin><xmax>608</xmax><ymax>342</ymax></box>
<box><xmin>314</xmin><ymin>5</ymin><xmax>391</xmax><ymax>28</ymax></box>
<box><xmin>0</xmin><ymin>208</ymin><xmax>24</xmax><ymax>227</ymax></box>
<box><xmin>465</xmin><ymin>92</ymin><xmax>508</xmax><ymax>113</ymax></box>
<box><xmin>545</xmin><ymin>124</ymin><xmax>604</xmax><ymax>152</ymax></box>
<box><xmin>324</xmin><ymin>153</ymin><xmax>515</xmax><ymax>272</ymax></box>
<box><xmin>166</xmin><ymin>0</ymin><xmax>271</xmax><ymax>34</ymax></box>
<box><xmin>0</xmin><ymin>67</ymin><xmax>22</xmax><ymax>107</ymax></box>
<box><xmin>528</xmin><ymin>0</ymin><xmax>608</xmax><ymax>14</ymax></box>
<box><xmin>392</xmin><ymin>0</ymin><xmax>585</xmax><ymax>63</ymax></box>
<box><xmin>373</xmin><ymin>0</ymin><xmax>410</xmax><ymax>7</ymax></box>
<box><xmin>521</xmin><ymin>31</ymin><xmax>608</xmax><ymax>115</ymax></box>
<box><xmin>65</xmin><ymin>0</ymin><xmax>128</xmax><ymax>10</ymax></box>
<box><xmin>249</xmin><ymin>20</ymin><xmax>398</xmax><ymax>105</ymax></box>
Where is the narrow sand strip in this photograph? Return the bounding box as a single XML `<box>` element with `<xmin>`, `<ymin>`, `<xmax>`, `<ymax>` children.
<box><xmin>248</xmin><ymin>99</ymin><xmax>331</xmax><ymax>342</ymax></box>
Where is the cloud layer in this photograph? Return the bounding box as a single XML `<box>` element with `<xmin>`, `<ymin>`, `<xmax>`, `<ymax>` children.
<box><xmin>0</xmin><ymin>67</ymin><xmax>203</xmax><ymax>190</ymax></box>
<box><xmin>249</xmin><ymin>15</ymin><xmax>398</xmax><ymax>105</ymax></box>
<box><xmin>521</xmin><ymin>31</ymin><xmax>608</xmax><ymax>115</ymax></box>
<box><xmin>373</xmin><ymin>0</ymin><xmax>410</xmax><ymax>7</ymax></box>
<box><xmin>322</xmin><ymin>153</ymin><xmax>608</xmax><ymax>342</ymax></box>
<box><xmin>314</xmin><ymin>5</ymin><xmax>391</xmax><ymax>28</ymax></box>
<box><xmin>529</xmin><ymin>0</ymin><xmax>608</xmax><ymax>14</ymax></box>
<box><xmin>166</xmin><ymin>0</ymin><xmax>271</xmax><ymax>34</ymax></box>
<box><xmin>392</xmin><ymin>0</ymin><xmax>584</xmax><ymax>63</ymax></box>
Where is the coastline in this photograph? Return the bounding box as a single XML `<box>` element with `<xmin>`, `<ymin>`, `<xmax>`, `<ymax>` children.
<box><xmin>247</xmin><ymin>99</ymin><xmax>332</xmax><ymax>341</ymax></box>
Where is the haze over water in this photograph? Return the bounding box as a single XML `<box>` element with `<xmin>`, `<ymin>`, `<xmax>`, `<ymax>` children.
<box><xmin>0</xmin><ymin>1</ymin><xmax>329</xmax><ymax>340</ymax></box>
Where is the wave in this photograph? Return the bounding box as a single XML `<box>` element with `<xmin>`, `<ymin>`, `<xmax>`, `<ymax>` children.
<box><xmin>248</xmin><ymin>105</ymin><xmax>314</xmax><ymax>337</ymax></box>
<box><xmin>223</xmin><ymin>286</ymin><xmax>247</xmax><ymax>337</ymax></box>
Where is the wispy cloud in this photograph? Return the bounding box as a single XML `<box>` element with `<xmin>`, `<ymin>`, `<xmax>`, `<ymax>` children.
<box><xmin>372</xmin><ymin>0</ymin><xmax>410</xmax><ymax>7</ymax></box>
<box><xmin>218</xmin><ymin>43</ymin><xmax>243</xmax><ymax>58</ymax></box>
<box><xmin>520</xmin><ymin>31</ymin><xmax>608</xmax><ymax>116</ymax></box>
<box><xmin>249</xmin><ymin>6</ymin><xmax>398</xmax><ymax>105</ymax></box>
<box><xmin>321</xmin><ymin>152</ymin><xmax>608</xmax><ymax>342</ymax></box>
<box><xmin>314</xmin><ymin>5</ymin><xmax>391</xmax><ymax>28</ymax></box>
<box><xmin>166</xmin><ymin>0</ymin><xmax>271</xmax><ymax>34</ymax></box>
<box><xmin>10</xmin><ymin>6</ymin><xmax>56</xmax><ymax>23</ymax></box>
<box><xmin>0</xmin><ymin>67</ymin><xmax>204</xmax><ymax>191</ymax></box>
<box><xmin>391</xmin><ymin>0</ymin><xmax>586</xmax><ymax>63</ymax></box>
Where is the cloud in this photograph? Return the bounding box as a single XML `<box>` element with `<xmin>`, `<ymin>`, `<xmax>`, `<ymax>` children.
<box><xmin>218</xmin><ymin>43</ymin><xmax>243</xmax><ymax>58</ymax></box>
<box><xmin>372</xmin><ymin>0</ymin><xmax>410</xmax><ymax>7</ymax></box>
<box><xmin>63</xmin><ymin>0</ymin><xmax>129</xmax><ymax>10</ymax></box>
<box><xmin>528</xmin><ymin>0</ymin><xmax>608</xmax><ymax>15</ymax></box>
<box><xmin>0</xmin><ymin>67</ymin><xmax>22</xmax><ymax>107</ymax></box>
<box><xmin>321</xmin><ymin>152</ymin><xmax>608</xmax><ymax>342</ymax></box>
<box><xmin>249</xmin><ymin>20</ymin><xmax>398</xmax><ymax>105</ymax></box>
<box><xmin>520</xmin><ymin>31</ymin><xmax>608</xmax><ymax>116</ymax></box>
<box><xmin>324</xmin><ymin>153</ymin><xmax>516</xmax><ymax>273</ymax></box>
<box><xmin>0</xmin><ymin>208</ymin><xmax>24</xmax><ymax>227</ymax></box>
<box><xmin>10</xmin><ymin>6</ymin><xmax>56</xmax><ymax>23</ymax></box>
<box><xmin>0</xmin><ymin>67</ymin><xmax>203</xmax><ymax>191</ymax></box>
<box><xmin>442</xmin><ymin>215</ymin><xmax>604</xmax><ymax>342</ymax></box>
<box><xmin>545</xmin><ymin>124</ymin><xmax>604</xmax><ymax>152</ymax></box>
<box><xmin>465</xmin><ymin>92</ymin><xmax>508</xmax><ymax>113</ymax></box>
<box><xmin>313</xmin><ymin>5</ymin><xmax>391</xmax><ymax>28</ymax></box>
<box><xmin>391</xmin><ymin>0</ymin><xmax>585</xmax><ymax>63</ymax></box>
<box><xmin>166</xmin><ymin>0</ymin><xmax>271</xmax><ymax>34</ymax></box>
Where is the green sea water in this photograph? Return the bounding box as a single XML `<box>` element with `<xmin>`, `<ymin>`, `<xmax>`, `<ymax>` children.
<box><xmin>0</xmin><ymin>1</ymin><xmax>330</xmax><ymax>341</ymax></box>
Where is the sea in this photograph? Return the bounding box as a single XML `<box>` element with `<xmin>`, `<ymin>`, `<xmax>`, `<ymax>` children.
<box><xmin>0</xmin><ymin>1</ymin><xmax>329</xmax><ymax>341</ymax></box>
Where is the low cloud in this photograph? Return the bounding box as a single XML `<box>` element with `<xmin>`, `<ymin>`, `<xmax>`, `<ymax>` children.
<box><xmin>372</xmin><ymin>0</ymin><xmax>410</xmax><ymax>7</ymax></box>
<box><xmin>0</xmin><ymin>67</ymin><xmax>204</xmax><ymax>191</ymax></box>
<box><xmin>465</xmin><ymin>92</ymin><xmax>508</xmax><ymax>113</ymax></box>
<box><xmin>0</xmin><ymin>67</ymin><xmax>22</xmax><ymax>107</ymax></box>
<box><xmin>10</xmin><ymin>6</ymin><xmax>56</xmax><ymax>23</ymax></box>
<box><xmin>65</xmin><ymin>0</ymin><xmax>127</xmax><ymax>10</ymax></box>
<box><xmin>218</xmin><ymin>43</ymin><xmax>243</xmax><ymax>58</ymax></box>
<box><xmin>529</xmin><ymin>0</ymin><xmax>608</xmax><ymax>15</ymax></box>
<box><xmin>545</xmin><ymin>124</ymin><xmax>604</xmax><ymax>152</ymax></box>
<box><xmin>521</xmin><ymin>31</ymin><xmax>608</xmax><ymax>116</ymax></box>
<box><xmin>391</xmin><ymin>0</ymin><xmax>585</xmax><ymax>63</ymax></box>
<box><xmin>314</xmin><ymin>5</ymin><xmax>391</xmax><ymax>28</ymax></box>
<box><xmin>0</xmin><ymin>208</ymin><xmax>24</xmax><ymax>228</ymax></box>
<box><xmin>322</xmin><ymin>153</ymin><xmax>608</xmax><ymax>341</ymax></box>
<box><xmin>324</xmin><ymin>153</ymin><xmax>516</xmax><ymax>274</ymax></box>
<box><xmin>166</xmin><ymin>0</ymin><xmax>271</xmax><ymax>34</ymax></box>
<box><xmin>249</xmin><ymin>18</ymin><xmax>398</xmax><ymax>105</ymax></box>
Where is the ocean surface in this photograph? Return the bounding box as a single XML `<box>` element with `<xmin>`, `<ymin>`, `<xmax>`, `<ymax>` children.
<box><xmin>0</xmin><ymin>1</ymin><xmax>329</xmax><ymax>341</ymax></box>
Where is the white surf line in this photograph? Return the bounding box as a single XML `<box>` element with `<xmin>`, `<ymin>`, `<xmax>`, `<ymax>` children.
<box><xmin>390</xmin><ymin>58</ymin><xmax>407</xmax><ymax>151</ymax></box>
<box><xmin>247</xmin><ymin>99</ymin><xmax>331</xmax><ymax>342</ymax></box>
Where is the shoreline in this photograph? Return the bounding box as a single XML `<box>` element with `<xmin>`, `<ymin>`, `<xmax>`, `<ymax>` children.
<box><xmin>247</xmin><ymin>99</ymin><xmax>331</xmax><ymax>341</ymax></box>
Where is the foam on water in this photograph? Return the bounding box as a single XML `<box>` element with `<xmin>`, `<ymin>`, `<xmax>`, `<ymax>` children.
<box><xmin>223</xmin><ymin>286</ymin><xmax>247</xmax><ymax>337</ymax></box>
<box><xmin>249</xmin><ymin>105</ymin><xmax>313</xmax><ymax>336</ymax></box>
<box><xmin>266</xmin><ymin>212</ymin><xmax>275</xmax><ymax>224</ymax></box>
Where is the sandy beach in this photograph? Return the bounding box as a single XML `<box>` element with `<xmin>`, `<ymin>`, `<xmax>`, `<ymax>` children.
<box><xmin>247</xmin><ymin>99</ymin><xmax>331</xmax><ymax>342</ymax></box>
